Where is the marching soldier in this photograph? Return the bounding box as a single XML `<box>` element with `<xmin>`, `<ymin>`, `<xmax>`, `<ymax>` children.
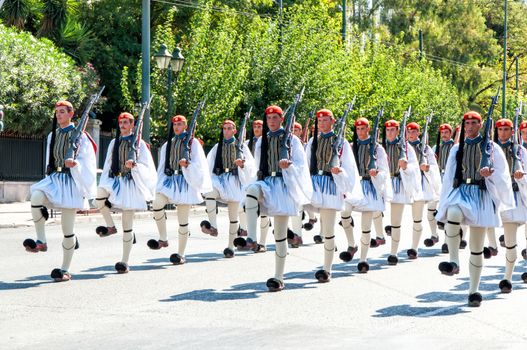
<box><xmin>95</xmin><ymin>112</ymin><xmax>157</xmax><ymax>273</ymax></box>
<box><xmin>436</xmin><ymin>111</ymin><xmax>514</xmax><ymax>306</ymax></box>
<box><xmin>492</xmin><ymin>118</ymin><xmax>527</xmax><ymax>291</ymax></box>
<box><xmin>243</xmin><ymin>119</ymin><xmax>271</xmax><ymax>250</ymax></box>
<box><xmin>203</xmin><ymin>119</ymin><xmax>256</xmax><ymax>258</ymax></box>
<box><xmin>305</xmin><ymin>108</ymin><xmax>360</xmax><ymax>281</ymax></box>
<box><xmin>244</xmin><ymin>104</ymin><xmax>312</xmax><ymax>291</ymax></box>
<box><xmin>150</xmin><ymin>114</ymin><xmax>212</xmax><ymax>265</ymax></box>
<box><xmin>406</xmin><ymin>122</ymin><xmax>441</xmax><ymax>259</ymax></box>
<box><xmin>383</xmin><ymin>119</ymin><xmax>422</xmax><ymax>265</ymax></box>
<box><xmin>345</xmin><ymin>117</ymin><xmax>392</xmax><ymax>272</ymax></box>
<box><xmin>24</xmin><ymin>100</ymin><xmax>97</xmax><ymax>282</ymax></box>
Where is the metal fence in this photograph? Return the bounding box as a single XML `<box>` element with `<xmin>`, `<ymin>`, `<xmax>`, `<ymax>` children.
<box><xmin>0</xmin><ymin>133</ymin><xmax>46</xmax><ymax>181</ymax></box>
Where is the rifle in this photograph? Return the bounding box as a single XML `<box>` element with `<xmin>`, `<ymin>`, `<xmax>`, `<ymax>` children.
<box><xmin>181</xmin><ymin>97</ymin><xmax>207</xmax><ymax>162</ymax></box>
<box><xmin>512</xmin><ymin>101</ymin><xmax>523</xmax><ymax>175</ymax></box>
<box><xmin>398</xmin><ymin>106</ymin><xmax>411</xmax><ymax>160</ymax></box>
<box><xmin>65</xmin><ymin>86</ymin><xmax>105</xmax><ymax>161</ymax></box>
<box><xmin>329</xmin><ymin>97</ymin><xmax>356</xmax><ymax>168</ymax></box>
<box><xmin>368</xmin><ymin>106</ymin><xmax>384</xmax><ymax>171</ymax></box>
<box><xmin>128</xmin><ymin>94</ymin><xmax>154</xmax><ymax>164</ymax></box>
<box><xmin>479</xmin><ymin>87</ymin><xmax>501</xmax><ymax>170</ymax></box>
<box><xmin>236</xmin><ymin>106</ymin><xmax>252</xmax><ymax>160</ymax></box>
<box><xmin>420</xmin><ymin>112</ymin><xmax>433</xmax><ymax>165</ymax></box>
<box><xmin>301</xmin><ymin>109</ymin><xmax>315</xmax><ymax>144</ymax></box>
<box><xmin>279</xmin><ymin>86</ymin><xmax>305</xmax><ymax>161</ymax></box>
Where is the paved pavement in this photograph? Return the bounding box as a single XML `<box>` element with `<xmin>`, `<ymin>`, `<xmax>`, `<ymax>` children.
<box><xmin>1</xmin><ymin>202</ymin><xmax>527</xmax><ymax>349</ymax></box>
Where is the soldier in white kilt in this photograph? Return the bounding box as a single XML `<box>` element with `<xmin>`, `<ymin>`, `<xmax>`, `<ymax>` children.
<box><xmin>406</xmin><ymin>122</ymin><xmax>441</xmax><ymax>259</ymax></box>
<box><xmin>95</xmin><ymin>112</ymin><xmax>157</xmax><ymax>273</ymax></box>
<box><xmin>203</xmin><ymin>119</ymin><xmax>256</xmax><ymax>258</ymax></box>
<box><xmin>150</xmin><ymin>115</ymin><xmax>212</xmax><ymax>265</ymax></box>
<box><xmin>383</xmin><ymin>119</ymin><xmax>422</xmax><ymax>265</ymax></box>
<box><xmin>436</xmin><ymin>111</ymin><xmax>514</xmax><ymax>306</ymax></box>
<box><xmin>25</xmin><ymin>100</ymin><xmax>97</xmax><ymax>282</ymax></box>
<box><xmin>491</xmin><ymin>118</ymin><xmax>527</xmax><ymax>291</ymax></box>
<box><xmin>245</xmin><ymin>105</ymin><xmax>312</xmax><ymax>292</ymax></box>
<box><xmin>344</xmin><ymin>117</ymin><xmax>392</xmax><ymax>272</ymax></box>
<box><xmin>304</xmin><ymin>109</ymin><xmax>360</xmax><ymax>281</ymax></box>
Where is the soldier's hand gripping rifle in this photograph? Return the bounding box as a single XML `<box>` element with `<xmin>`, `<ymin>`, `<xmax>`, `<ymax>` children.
<box><xmin>279</xmin><ymin>86</ymin><xmax>305</xmax><ymax>161</ymax></box>
<box><xmin>236</xmin><ymin>106</ymin><xmax>252</xmax><ymax>161</ymax></box>
<box><xmin>398</xmin><ymin>106</ymin><xmax>411</xmax><ymax>160</ymax></box>
<box><xmin>329</xmin><ymin>97</ymin><xmax>357</xmax><ymax>169</ymax></box>
<box><xmin>181</xmin><ymin>97</ymin><xmax>207</xmax><ymax>162</ymax></box>
<box><xmin>65</xmin><ymin>86</ymin><xmax>105</xmax><ymax>161</ymax></box>
<box><xmin>368</xmin><ymin>106</ymin><xmax>384</xmax><ymax>171</ymax></box>
<box><xmin>512</xmin><ymin>101</ymin><xmax>523</xmax><ymax>175</ymax></box>
<box><xmin>128</xmin><ymin>94</ymin><xmax>154</xmax><ymax>164</ymax></box>
<box><xmin>479</xmin><ymin>87</ymin><xmax>501</xmax><ymax>171</ymax></box>
<box><xmin>420</xmin><ymin>112</ymin><xmax>433</xmax><ymax>166</ymax></box>
<box><xmin>300</xmin><ymin>109</ymin><xmax>315</xmax><ymax>144</ymax></box>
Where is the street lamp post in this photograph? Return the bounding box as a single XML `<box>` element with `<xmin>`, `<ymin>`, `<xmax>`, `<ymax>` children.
<box><xmin>154</xmin><ymin>44</ymin><xmax>185</xmax><ymax>125</ymax></box>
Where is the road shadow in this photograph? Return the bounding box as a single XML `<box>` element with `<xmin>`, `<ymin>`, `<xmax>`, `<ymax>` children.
<box><xmin>160</xmin><ymin>270</ymin><xmax>320</xmax><ymax>303</ymax></box>
<box><xmin>0</xmin><ymin>270</ymin><xmax>113</xmax><ymax>290</ymax></box>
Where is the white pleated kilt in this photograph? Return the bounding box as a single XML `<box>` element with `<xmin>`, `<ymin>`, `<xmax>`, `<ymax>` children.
<box><xmin>157</xmin><ymin>174</ymin><xmax>203</xmax><ymax>205</ymax></box>
<box><xmin>391</xmin><ymin>176</ymin><xmax>412</xmax><ymax>204</ymax></box>
<box><xmin>421</xmin><ymin>174</ymin><xmax>435</xmax><ymax>202</ymax></box>
<box><xmin>257</xmin><ymin>176</ymin><xmax>299</xmax><ymax>217</ymax></box>
<box><xmin>309</xmin><ymin>174</ymin><xmax>344</xmax><ymax>211</ymax></box>
<box><xmin>501</xmin><ymin>190</ymin><xmax>527</xmax><ymax>224</ymax></box>
<box><xmin>445</xmin><ymin>184</ymin><xmax>500</xmax><ymax>227</ymax></box>
<box><xmin>100</xmin><ymin>176</ymin><xmax>147</xmax><ymax>210</ymax></box>
<box><xmin>31</xmin><ymin>173</ymin><xmax>85</xmax><ymax>209</ymax></box>
<box><xmin>212</xmin><ymin>172</ymin><xmax>244</xmax><ymax>203</ymax></box>
<box><xmin>350</xmin><ymin>179</ymin><xmax>385</xmax><ymax>212</ymax></box>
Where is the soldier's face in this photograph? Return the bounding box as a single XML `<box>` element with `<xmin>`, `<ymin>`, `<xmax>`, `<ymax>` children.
<box><xmin>119</xmin><ymin>118</ymin><xmax>134</xmax><ymax>136</ymax></box>
<box><xmin>386</xmin><ymin>126</ymin><xmax>399</xmax><ymax>141</ymax></box>
<box><xmin>521</xmin><ymin>128</ymin><xmax>527</xmax><ymax>143</ymax></box>
<box><xmin>266</xmin><ymin>113</ymin><xmax>283</xmax><ymax>132</ymax></box>
<box><xmin>317</xmin><ymin>116</ymin><xmax>334</xmax><ymax>133</ymax></box>
<box><xmin>172</xmin><ymin>121</ymin><xmax>187</xmax><ymax>135</ymax></box>
<box><xmin>407</xmin><ymin>128</ymin><xmax>420</xmax><ymax>142</ymax></box>
<box><xmin>463</xmin><ymin>119</ymin><xmax>482</xmax><ymax>138</ymax></box>
<box><xmin>440</xmin><ymin>129</ymin><xmax>452</xmax><ymax>141</ymax></box>
<box><xmin>497</xmin><ymin>126</ymin><xmax>512</xmax><ymax>142</ymax></box>
<box><xmin>355</xmin><ymin>125</ymin><xmax>370</xmax><ymax>140</ymax></box>
<box><xmin>222</xmin><ymin>124</ymin><xmax>236</xmax><ymax>139</ymax></box>
<box><xmin>55</xmin><ymin>106</ymin><xmax>73</xmax><ymax>127</ymax></box>
<box><xmin>253</xmin><ymin>123</ymin><xmax>262</xmax><ymax>137</ymax></box>
<box><xmin>293</xmin><ymin>127</ymin><xmax>302</xmax><ymax>138</ymax></box>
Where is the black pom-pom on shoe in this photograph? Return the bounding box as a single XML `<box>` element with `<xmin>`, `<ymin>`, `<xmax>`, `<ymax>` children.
<box><xmin>114</xmin><ymin>262</ymin><xmax>129</xmax><ymax>274</ymax></box>
<box><xmin>370</xmin><ymin>238</ymin><xmax>379</xmax><ymax>248</ymax></box>
<box><xmin>266</xmin><ymin>278</ymin><xmax>284</xmax><ymax>292</ymax></box>
<box><xmin>147</xmin><ymin>239</ymin><xmax>160</xmax><ymax>250</ymax></box>
<box><xmin>357</xmin><ymin>261</ymin><xmax>369</xmax><ymax>273</ymax></box>
<box><xmin>499</xmin><ymin>234</ymin><xmax>505</xmax><ymax>248</ymax></box>
<box><xmin>384</xmin><ymin>225</ymin><xmax>392</xmax><ymax>236</ymax></box>
<box><xmin>468</xmin><ymin>292</ymin><xmax>482</xmax><ymax>307</ymax></box>
<box><xmin>233</xmin><ymin>237</ymin><xmax>247</xmax><ymax>248</ymax></box>
<box><xmin>438</xmin><ymin>261</ymin><xmax>459</xmax><ymax>276</ymax></box>
<box><xmin>407</xmin><ymin>249</ymin><xmax>418</xmax><ymax>260</ymax></box>
<box><xmin>522</xmin><ymin>248</ymin><xmax>527</xmax><ymax>260</ymax></box>
<box><xmin>313</xmin><ymin>235</ymin><xmax>323</xmax><ymax>244</ymax></box>
<box><xmin>315</xmin><ymin>269</ymin><xmax>330</xmax><ymax>283</ymax></box>
<box><xmin>23</xmin><ymin>238</ymin><xmax>37</xmax><ymax>250</ymax></box>
<box><xmin>223</xmin><ymin>248</ymin><xmax>234</xmax><ymax>258</ymax></box>
<box><xmin>387</xmin><ymin>255</ymin><xmax>398</xmax><ymax>265</ymax></box>
<box><xmin>499</xmin><ymin>279</ymin><xmax>512</xmax><ymax>293</ymax></box>
<box><xmin>169</xmin><ymin>253</ymin><xmax>185</xmax><ymax>265</ymax></box>
<box><xmin>521</xmin><ymin>272</ymin><xmax>527</xmax><ymax>283</ymax></box>
<box><xmin>459</xmin><ymin>240</ymin><xmax>467</xmax><ymax>249</ymax></box>
<box><xmin>441</xmin><ymin>243</ymin><xmax>449</xmax><ymax>254</ymax></box>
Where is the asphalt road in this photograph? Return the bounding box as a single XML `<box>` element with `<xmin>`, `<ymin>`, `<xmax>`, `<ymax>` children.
<box><xmin>1</xmin><ymin>206</ymin><xmax>527</xmax><ymax>349</ymax></box>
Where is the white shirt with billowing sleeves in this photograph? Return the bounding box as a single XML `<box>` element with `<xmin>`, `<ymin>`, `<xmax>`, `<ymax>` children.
<box><xmin>252</xmin><ymin>132</ymin><xmax>313</xmax><ymax>216</ymax></box>
<box><xmin>31</xmin><ymin>128</ymin><xmax>97</xmax><ymax>209</ymax></box>
<box><xmin>305</xmin><ymin>137</ymin><xmax>362</xmax><ymax>211</ymax></box>
<box><xmin>391</xmin><ymin>141</ymin><xmax>423</xmax><ymax>204</ymax></box>
<box><xmin>99</xmin><ymin>138</ymin><xmax>157</xmax><ymax>210</ymax></box>
<box><xmin>435</xmin><ymin>140</ymin><xmax>514</xmax><ymax>228</ymax></box>
<box><xmin>156</xmin><ymin>137</ymin><xmax>212</xmax><ymax>204</ymax></box>
<box><xmin>206</xmin><ymin>141</ymin><xmax>257</xmax><ymax>202</ymax></box>
<box><xmin>347</xmin><ymin>142</ymin><xmax>393</xmax><ymax>212</ymax></box>
<box><xmin>418</xmin><ymin>143</ymin><xmax>442</xmax><ymax>202</ymax></box>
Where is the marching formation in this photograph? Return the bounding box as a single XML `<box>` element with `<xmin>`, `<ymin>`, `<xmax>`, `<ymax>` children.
<box><xmin>22</xmin><ymin>88</ymin><xmax>527</xmax><ymax>307</ymax></box>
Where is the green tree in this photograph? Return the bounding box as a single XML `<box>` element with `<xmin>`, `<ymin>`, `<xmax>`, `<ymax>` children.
<box><xmin>0</xmin><ymin>23</ymin><xmax>85</xmax><ymax>134</ymax></box>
